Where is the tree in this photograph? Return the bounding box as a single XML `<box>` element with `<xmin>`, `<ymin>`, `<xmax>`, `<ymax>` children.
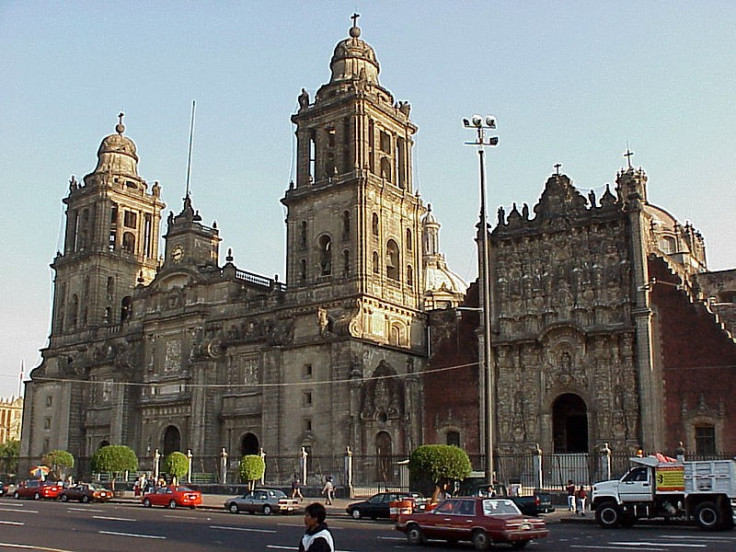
<box><xmin>91</xmin><ymin>445</ymin><xmax>138</xmax><ymax>491</ymax></box>
<box><xmin>43</xmin><ymin>449</ymin><xmax>75</xmax><ymax>481</ymax></box>
<box><xmin>238</xmin><ymin>454</ymin><xmax>265</xmax><ymax>490</ymax></box>
<box><xmin>163</xmin><ymin>451</ymin><xmax>189</xmax><ymax>485</ymax></box>
<box><xmin>408</xmin><ymin>445</ymin><xmax>472</xmax><ymax>503</ymax></box>
<box><xmin>0</xmin><ymin>439</ymin><xmax>20</xmax><ymax>475</ymax></box>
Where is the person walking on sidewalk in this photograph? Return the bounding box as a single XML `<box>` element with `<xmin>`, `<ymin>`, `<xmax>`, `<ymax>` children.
<box><xmin>575</xmin><ymin>486</ymin><xmax>587</xmax><ymax>516</ymax></box>
<box><xmin>292</xmin><ymin>476</ymin><xmax>304</xmax><ymax>502</ymax></box>
<box><xmin>566</xmin><ymin>480</ymin><xmax>576</xmax><ymax>512</ymax></box>
<box><xmin>321</xmin><ymin>476</ymin><xmax>334</xmax><ymax>505</ymax></box>
<box><xmin>299</xmin><ymin>502</ymin><xmax>335</xmax><ymax>552</ymax></box>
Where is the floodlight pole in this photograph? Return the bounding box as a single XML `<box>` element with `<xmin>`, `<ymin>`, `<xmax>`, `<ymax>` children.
<box><xmin>463</xmin><ymin>116</ymin><xmax>498</xmax><ymax>484</ymax></box>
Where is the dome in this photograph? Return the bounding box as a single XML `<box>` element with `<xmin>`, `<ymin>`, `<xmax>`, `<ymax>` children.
<box><xmin>329</xmin><ymin>23</ymin><xmax>380</xmax><ymax>84</ymax></box>
<box><xmin>425</xmin><ymin>261</ymin><xmax>468</xmax><ymax>297</ymax></box>
<box><xmin>92</xmin><ymin>113</ymin><xmax>140</xmax><ymax>177</ymax></box>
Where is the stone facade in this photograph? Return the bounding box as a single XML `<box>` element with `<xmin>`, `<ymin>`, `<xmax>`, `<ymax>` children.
<box><xmin>21</xmin><ymin>21</ymin><xmax>466</xmax><ymax>483</ymax></box>
<box><xmin>0</xmin><ymin>396</ymin><xmax>22</xmax><ymax>444</ymax></box>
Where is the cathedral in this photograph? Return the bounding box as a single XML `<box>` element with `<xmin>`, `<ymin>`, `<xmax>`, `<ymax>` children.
<box><xmin>21</xmin><ymin>20</ymin><xmax>467</xmax><ymax>483</ymax></box>
<box><xmin>22</xmin><ymin>19</ymin><xmax>736</xmax><ymax>486</ymax></box>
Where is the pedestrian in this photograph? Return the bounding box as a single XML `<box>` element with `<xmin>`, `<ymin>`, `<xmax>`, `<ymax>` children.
<box><xmin>566</xmin><ymin>479</ymin><xmax>576</xmax><ymax>512</ymax></box>
<box><xmin>299</xmin><ymin>502</ymin><xmax>334</xmax><ymax>552</ymax></box>
<box><xmin>292</xmin><ymin>476</ymin><xmax>304</xmax><ymax>502</ymax></box>
<box><xmin>576</xmin><ymin>486</ymin><xmax>587</xmax><ymax>516</ymax></box>
<box><xmin>321</xmin><ymin>476</ymin><xmax>334</xmax><ymax>505</ymax></box>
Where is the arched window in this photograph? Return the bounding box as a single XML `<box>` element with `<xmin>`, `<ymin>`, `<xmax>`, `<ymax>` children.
<box><xmin>70</xmin><ymin>294</ymin><xmax>79</xmax><ymax>328</ymax></box>
<box><xmin>300</xmin><ymin>221</ymin><xmax>308</xmax><ymax>249</ymax></box>
<box><xmin>390</xmin><ymin>323</ymin><xmax>402</xmax><ymax>346</ymax></box>
<box><xmin>342</xmin><ymin>210</ymin><xmax>350</xmax><ymax>239</ymax></box>
<box><xmin>380</xmin><ymin>157</ymin><xmax>392</xmax><ymax>182</ymax></box>
<box><xmin>120</xmin><ymin>296</ymin><xmax>132</xmax><ymax>322</ymax></box>
<box><xmin>318</xmin><ymin>235</ymin><xmax>332</xmax><ymax>276</ymax></box>
<box><xmin>372</xmin><ymin>251</ymin><xmax>379</xmax><ymax>274</ymax></box>
<box><xmin>122</xmin><ymin>232</ymin><xmax>136</xmax><ymax>254</ymax></box>
<box><xmin>372</xmin><ymin>213</ymin><xmax>379</xmax><ymax>236</ymax></box>
<box><xmin>406</xmin><ymin>265</ymin><xmax>414</xmax><ymax>287</ymax></box>
<box><xmin>405</xmin><ymin>228</ymin><xmax>412</xmax><ymax>250</ymax></box>
<box><xmin>386</xmin><ymin>240</ymin><xmax>400</xmax><ymax>281</ymax></box>
<box><xmin>695</xmin><ymin>425</ymin><xmax>716</xmax><ymax>456</ymax></box>
<box><xmin>105</xmin><ymin>307</ymin><xmax>112</xmax><ymax>323</ymax></box>
<box><xmin>106</xmin><ymin>276</ymin><xmax>115</xmax><ymax>300</ymax></box>
<box><xmin>300</xmin><ymin>259</ymin><xmax>307</xmax><ymax>283</ymax></box>
<box><xmin>446</xmin><ymin>431</ymin><xmax>461</xmax><ymax>447</ymax></box>
<box><xmin>343</xmin><ymin>250</ymin><xmax>350</xmax><ymax>276</ymax></box>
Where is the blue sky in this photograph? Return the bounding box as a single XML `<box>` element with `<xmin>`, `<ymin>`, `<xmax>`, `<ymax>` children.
<box><xmin>1</xmin><ymin>1</ymin><xmax>735</xmax><ymax>399</ymax></box>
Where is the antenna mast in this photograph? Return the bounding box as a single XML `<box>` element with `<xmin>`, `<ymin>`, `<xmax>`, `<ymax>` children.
<box><xmin>185</xmin><ymin>100</ymin><xmax>196</xmax><ymax>198</ymax></box>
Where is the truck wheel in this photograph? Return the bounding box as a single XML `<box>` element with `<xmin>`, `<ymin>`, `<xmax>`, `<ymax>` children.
<box><xmin>694</xmin><ymin>501</ymin><xmax>720</xmax><ymax>531</ymax></box>
<box><xmin>595</xmin><ymin>502</ymin><xmax>621</xmax><ymax>528</ymax></box>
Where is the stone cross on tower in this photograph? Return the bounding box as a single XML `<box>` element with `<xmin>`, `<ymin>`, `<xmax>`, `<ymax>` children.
<box><xmin>554</xmin><ymin>163</ymin><xmax>562</xmax><ymax>175</ymax></box>
<box><xmin>351</xmin><ymin>12</ymin><xmax>360</xmax><ymax>27</ymax></box>
<box><xmin>624</xmin><ymin>147</ymin><xmax>635</xmax><ymax>169</ymax></box>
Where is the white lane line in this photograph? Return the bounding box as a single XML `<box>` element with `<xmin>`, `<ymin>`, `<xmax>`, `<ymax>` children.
<box><xmin>0</xmin><ymin>542</ymin><xmax>79</xmax><ymax>552</ymax></box>
<box><xmin>266</xmin><ymin>546</ymin><xmax>358</xmax><ymax>552</ymax></box>
<box><xmin>0</xmin><ymin>508</ymin><xmax>37</xmax><ymax>514</ymax></box>
<box><xmin>67</xmin><ymin>507</ymin><xmax>103</xmax><ymax>512</ymax></box>
<box><xmin>210</xmin><ymin>525</ymin><xmax>276</xmax><ymax>534</ymax></box>
<box><xmin>611</xmin><ymin>543</ymin><xmax>705</xmax><ymax>549</ymax></box>
<box><xmin>377</xmin><ymin>536</ymin><xmax>405</xmax><ymax>541</ymax></box>
<box><xmin>658</xmin><ymin>535</ymin><xmax>736</xmax><ymax>541</ymax></box>
<box><xmin>98</xmin><ymin>531</ymin><xmax>165</xmax><ymax>540</ymax></box>
<box><xmin>164</xmin><ymin>514</ymin><xmax>199</xmax><ymax>520</ymax></box>
<box><xmin>92</xmin><ymin>515</ymin><xmax>135</xmax><ymax>522</ymax></box>
<box><xmin>0</xmin><ymin>521</ymin><xmax>24</xmax><ymax>526</ymax></box>
<box><xmin>571</xmin><ymin>547</ymin><xmax>666</xmax><ymax>551</ymax></box>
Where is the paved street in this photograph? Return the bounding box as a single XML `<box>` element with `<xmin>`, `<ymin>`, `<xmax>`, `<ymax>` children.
<box><xmin>1</xmin><ymin>495</ymin><xmax>735</xmax><ymax>551</ymax></box>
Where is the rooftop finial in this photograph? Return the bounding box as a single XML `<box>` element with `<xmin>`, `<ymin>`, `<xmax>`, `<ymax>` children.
<box><xmin>116</xmin><ymin>112</ymin><xmax>125</xmax><ymax>135</ymax></box>
<box><xmin>624</xmin><ymin>144</ymin><xmax>634</xmax><ymax>169</ymax></box>
<box><xmin>349</xmin><ymin>12</ymin><xmax>361</xmax><ymax>37</ymax></box>
<box><xmin>554</xmin><ymin>163</ymin><xmax>562</xmax><ymax>175</ymax></box>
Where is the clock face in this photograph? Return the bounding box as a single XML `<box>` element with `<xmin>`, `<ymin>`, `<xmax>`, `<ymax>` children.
<box><xmin>172</xmin><ymin>245</ymin><xmax>184</xmax><ymax>262</ymax></box>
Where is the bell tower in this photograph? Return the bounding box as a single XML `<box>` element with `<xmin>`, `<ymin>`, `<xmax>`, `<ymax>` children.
<box><xmin>50</xmin><ymin>114</ymin><xmax>164</xmax><ymax>339</ymax></box>
<box><xmin>282</xmin><ymin>18</ymin><xmax>426</xmax><ymax>347</ymax></box>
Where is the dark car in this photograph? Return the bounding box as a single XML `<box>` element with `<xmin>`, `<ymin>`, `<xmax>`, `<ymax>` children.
<box><xmin>461</xmin><ymin>481</ymin><xmax>555</xmax><ymax>516</ymax></box>
<box><xmin>58</xmin><ymin>483</ymin><xmax>113</xmax><ymax>503</ymax></box>
<box><xmin>347</xmin><ymin>491</ymin><xmax>419</xmax><ymax>520</ymax></box>
<box><xmin>224</xmin><ymin>488</ymin><xmax>299</xmax><ymax>515</ymax></box>
<box><xmin>396</xmin><ymin>497</ymin><xmax>548</xmax><ymax>550</ymax></box>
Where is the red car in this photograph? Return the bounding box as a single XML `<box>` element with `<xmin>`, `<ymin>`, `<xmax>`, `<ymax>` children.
<box><xmin>396</xmin><ymin>497</ymin><xmax>548</xmax><ymax>550</ymax></box>
<box><xmin>141</xmin><ymin>485</ymin><xmax>202</xmax><ymax>509</ymax></box>
<box><xmin>13</xmin><ymin>480</ymin><xmax>64</xmax><ymax>500</ymax></box>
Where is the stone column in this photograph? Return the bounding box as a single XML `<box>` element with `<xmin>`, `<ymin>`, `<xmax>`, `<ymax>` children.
<box><xmin>598</xmin><ymin>442</ymin><xmax>612</xmax><ymax>482</ymax></box>
<box><xmin>299</xmin><ymin>447</ymin><xmax>309</xmax><ymax>485</ymax></box>
<box><xmin>532</xmin><ymin>444</ymin><xmax>543</xmax><ymax>490</ymax></box>
<box><xmin>220</xmin><ymin>447</ymin><xmax>228</xmax><ymax>485</ymax></box>
<box><xmin>260</xmin><ymin>448</ymin><xmax>266</xmax><ymax>486</ymax></box>
<box><xmin>186</xmin><ymin>449</ymin><xmax>193</xmax><ymax>484</ymax></box>
<box><xmin>153</xmin><ymin>448</ymin><xmax>161</xmax><ymax>481</ymax></box>
<box><xmin>344</xmin><ymin>446</ymin><xmax>354</xmax><ymax>498</ymax></box>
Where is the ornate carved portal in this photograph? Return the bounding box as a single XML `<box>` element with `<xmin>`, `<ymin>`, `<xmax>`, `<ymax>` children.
<box><xmin>552</xmin><ymin>393</ymin><xmax>588</xmax><ymax>452</ymax></box>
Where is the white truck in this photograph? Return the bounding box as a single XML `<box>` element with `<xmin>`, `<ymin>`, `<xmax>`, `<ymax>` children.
<box><xmin>591</xmin><ymin>456</ymin><xmax>736</xmax><ymax>531</ymax></box>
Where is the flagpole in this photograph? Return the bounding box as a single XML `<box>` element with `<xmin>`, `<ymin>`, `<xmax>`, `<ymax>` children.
<box><xmin>19</xmin><ymin>359</ymin><xmax>24</xmax><ymax>397</ymax></box>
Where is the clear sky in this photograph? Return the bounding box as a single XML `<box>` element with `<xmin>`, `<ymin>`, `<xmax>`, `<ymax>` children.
<box><xmin>1</xmin><ymin>1</ymin><xmax>734</xmax><ymax>400</ymax></box>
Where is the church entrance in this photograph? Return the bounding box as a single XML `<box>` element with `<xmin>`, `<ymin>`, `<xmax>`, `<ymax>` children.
<box><xmin>241</xmin><ymin>433</ymin><xmax>260</xmax><ymax>456</ymax></box>
<box><xmin>552</xmin><ymin>393</ymin><xmax>588</xmax><ymax>453</ymax></box>
<box><xmin>163</xmin><ymin>425</ymin><xmax>181</xmax><ymax>456</ymax></box>
<box><xmin>375</xmin><ymin>431</ymin><xmax>393</xmax><ymax>484</ymax></box>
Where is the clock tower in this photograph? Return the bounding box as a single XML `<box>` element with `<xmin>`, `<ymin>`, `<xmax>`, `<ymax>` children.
<box><xmin>163</xmin><ymin>194</ymin><xmax>221</xmax><ymax>268</ymax></box>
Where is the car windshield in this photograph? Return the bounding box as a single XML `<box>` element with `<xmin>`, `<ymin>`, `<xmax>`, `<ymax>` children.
<box><xmin>482</xmin><ymin>499</ymin><xmax>521</xmax><ymax>516</ymax></box>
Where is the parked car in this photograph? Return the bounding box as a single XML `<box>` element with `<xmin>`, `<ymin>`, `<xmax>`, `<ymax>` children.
<box><xmin>0</xmin><ymin>481</ymin><xmax>5</xmax><ymax>497</ymax></box>
<box><xmin>141</xmin><ymin>485</ymin><xmax>202</xmax><ymax>509</ymax></box>
<box><xmin>396</xmin><ymin>497</ymin><xmax>549</xmax><ymax>550</ymax></box>
<box><xmin>59</xmin><ymin>483</ymin><xmax>113</xmax><ymax>503</ymax></box>
<box><xmin>460</xmin><ymin>480</ymin><xmax>555</xmax><ymax>516</ymax></box>
<box><xmin>347</xmin><ymin>491</ymin><xmax>421</xmax><ymax>520</ymax></box>
<box><xmin>224</xmin><ymin>488</ymin><xmax>299</xmax><ymax>515</ymax></box>
<box><xmin>13</xmin><ymin>480</ymin><xmax>64</xmax><ymax>500</ymax></box>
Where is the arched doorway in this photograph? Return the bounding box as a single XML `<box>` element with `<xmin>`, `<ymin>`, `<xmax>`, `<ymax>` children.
<box><xmin>163</xmin><ymin>425</ymin><xmax>181</xmax><ymax>456</ymax></box>
<box><xmin>98</xmin><ymin>440</ymin><xmax>110</xmax><ymax>449</ymax></box>
<box><xmin>552</xmin><ymin>393</ymin><xmax>588</xmax><ymax>453</ymax></box>
<box><xmin>240</xmin><ymin>433</ymin><xmax>260</xmax><ymax>456</ymax></box>
<box><xmin>376</xmin><ymin>431</ymin><xmax>393</xmax><ymax>483</ymax></box>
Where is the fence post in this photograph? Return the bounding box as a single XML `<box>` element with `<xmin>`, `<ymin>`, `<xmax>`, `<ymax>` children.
<box><xmin>344</xmin><ymin>446</ymin><xmax>353</xmax><ymax>498</ymax></box>
<box><xmin>220</xmin><ymin>447</ymin><xmax>228</xmax><ymax>485</ymax></box>
<box><xmin>532</xmin><ymin>444</ymin><xmax>543</xmax><ymax>490</ymax></box>
<box><xmin>186</xmin><ymin>449</ymin><xmax>193</xmax><ymax>484</ymax></box>
<box><xmin>153</xmin><ymin>448</ymin><xmax>161</xmax><ymax>481</ymax></box>
<box><xmin>260</xmin><ymin>448</ymin><xmax>266</xmax><ymax>485</ymax></box>
<box><xmin>599</xmin><ymin>442</ymin><xmax>611</xmax><ymax>482</ymax></box>
<box><xmin>299</xmin><ymin>447</ymin><xmax>308</xmax><ymax>485</ymax></box>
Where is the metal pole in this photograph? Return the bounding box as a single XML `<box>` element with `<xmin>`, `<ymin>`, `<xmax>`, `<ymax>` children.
<box><xmin>478</xmin><ymin>146</ymin><xmax>495</xmax><ymax>483</ymax></box>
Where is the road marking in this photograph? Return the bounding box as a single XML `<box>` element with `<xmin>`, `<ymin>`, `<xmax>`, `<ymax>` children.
<box><xmin>658</xmin><ymin>535</ymin><xmax>736</xmax><ymax>541</ymax></box>
<box><xmin>67</xmin><ymin>507</ymin><xmax>103</xmax><ymax>512</ymax></box>
<box><xmin>266</xmin><ymin>546</ymin><xmax>358</xmax><ymax>552</ymax></box>
<box><xmin>164</xmin><ymin>514</ymin><xmax>198</xmax><ymax>520</ymax></box>
<box><xmin>377</xmin><ymin>536</ymin><xmax>405</xmax><ymax>541</ymax></box>
<box><xmin>0</xmin><ymin>521</ymin><xmax>24</xmax><ymax>526</ymax></box>
<box><xmin>0</xmin><ymin>508</ymin><xmax>37</xmax><ymax>514</ymax></box>
<box><xmin>611</xmin><ymin>543</ymin><xmax>705</xmax><ymax>548</ymax></box>
<box><xmin>0</xmin><ymin>543</ymin><xmax>79</xmax><ymax>552</ymax></box>
<box><xmin>210</xmin><ymin>525</ymin><xmax>276</xmax><ymax>533</ymax></box>
<box><xmin>93</xmin><ymin>515</ymin><xmax>136</xmax><ymax>522</ymax></box>
<box><xmin>98</xmin><ymin>531</ymin><xmax>166</xmax><ymax>539</ymax></box>
<box><xmin>571</xmin><ymin>546</ymin><xmax>666</xmax><ymax>551</ymax></box>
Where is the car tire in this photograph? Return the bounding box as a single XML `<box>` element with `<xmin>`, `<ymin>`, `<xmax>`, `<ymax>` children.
<box><xmin>228</xmin><ymin>503</ymin><xmax>239</xmax><ymax>514</ymax></box>
<box><xmin>33</xmin><ymin>492</ymin><xmax>41</xmax><ymax>500</ymax></box>
<box><xmin>694</xmin><ymin>501</ymin><xmax>721</xmax><ymax>531</ymax></box>
<box><xmin>472</xmin><ymin>529</ymin><xmax>490</xmax><ymax>551</ymax></box>
<box><xmin>595</xmin><ymin>501</ymin><xmax>621</xmax><ymax>528</ymax></box>
<box><xmin>169</xmin><ymin>499</ymin><xmax>177</xmax><ymax>509</ymax></box>
<box><xmin>143</xmin><ymin>498</ymin><xmax>152</xmax><ymax>507</ymax></box>
<box><xmin>13</xmin><ymin>491</ymin><xmax>19</xmax><ymax>499</ymax></box>
<box><xmin>406</xmin><ymin>524</ymin><xmax>424</xmax><ymax>545</ymax></box>
<box><xmin>82</xmin><ymin>495</ymin><xmax>90</xmax><ymax>504</ymax></box>
<box><xmin>351</xmin><ymin>509</ymin><xmax>361</xmax><ymax>519</ymax></box>
<box><xmin>60</xmin><ymin>494</ymin><xmax>69</xmax><ymax>502</ymax></box>
<box><xmin>263</xmin><ymin>505</ymin><xmax>272</xmax><ymax>515</ymax></box>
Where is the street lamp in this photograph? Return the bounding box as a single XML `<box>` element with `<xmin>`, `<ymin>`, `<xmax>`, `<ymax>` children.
<box><xmin>463</xmin><ymin>114</ymin><xmax>498</xmax><ymax>483</ymax></box>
